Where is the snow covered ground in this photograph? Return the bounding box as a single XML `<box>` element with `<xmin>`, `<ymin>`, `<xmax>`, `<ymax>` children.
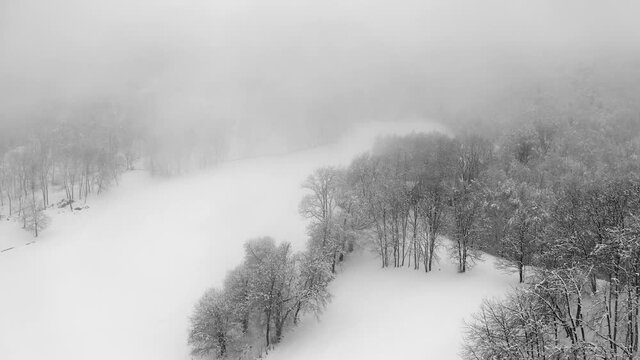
<box><xmin>0</xmin><ymin>121</ymin><xmax>465</xmax><ymax>360</ymax></box>
<box><xmin>266</xmin><ymin>247</ymin><xmax>518</xmax><ymax>360</ymax></box>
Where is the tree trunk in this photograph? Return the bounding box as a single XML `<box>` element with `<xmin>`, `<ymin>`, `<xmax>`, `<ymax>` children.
<box><xmin>428</xmin><ymin>227</ymin><xmax>437</xmax><ymax>272</ymax></box>
<box><xmin>423</xmin><ymin>230</ymin><xmax>429</xmax><ymax>272</ymax></box>
<box><xmin>590</xmin><ymin>272</ymin><xmax>598</xmax><ymax>294</ymax></box>
<box><xmin>331</xmin><ymin>247</ymin><xmax>337</xmax><ymax>274</ymax></box>
<box><xmin>518</xmin><ymin>263</ymin><xmax>524</xmax><ymax>283</ymax></box>
<box><xmin>457</xmin><ymin>239</ymin><xmax>463</xmax><ymax>272</ymax></box>
<box><xmin>412</xmin><ymin>209</ymin><xmax>418</xmax><ymax>270</ymax></box>
<box><xmin>293</xmin><ymin>302</ymin><xmax>302</xmax><ymax>325</ymax></box>
<box><xmin>401</xmin><ymin>211</ymin><xmax>408</xmax><ymax>266</ymax></box>
<box><xmin>461</xmin><ymin>240</ymin><xmax>467</xmax><ymax>273</ymax></box>
<box><xmin>217</xmin><ymin>331</ymin><xmax>226</xmax><ymax>357</ymax></box>
<box><xmin>382</xmin><ymin>209</ymin><xmax>388</xmax><ymax>267</ymax></box>
<box><xmin>275</xmin><ymin>320</ymin><xmax>284</xmax><ymax>344</ymax></box>
<box><xmin>265</xmin><ymin>310</ymin><xmax>272</xmax><ymax>348</ymax></box>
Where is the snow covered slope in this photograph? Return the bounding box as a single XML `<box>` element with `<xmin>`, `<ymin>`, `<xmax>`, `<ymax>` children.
<box><xmin>0</xmin><ymin>121</ymin><xmax>447</xmax><ymax>360</ymax></box>
<box><xmin>266</xmin><ymin>248</ymin><xmax>518</xmax><ymax>360</ymax></box>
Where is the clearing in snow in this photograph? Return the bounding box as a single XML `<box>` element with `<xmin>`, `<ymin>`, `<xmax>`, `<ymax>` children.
<box><xmin>265</xmin><ymin>247</ymin><xmax>518</xmax><ymax>360</ymax></box>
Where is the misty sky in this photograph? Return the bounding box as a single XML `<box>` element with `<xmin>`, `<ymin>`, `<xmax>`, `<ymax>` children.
<box><xmin>1</xmin><ymin>0</ymin><xmax>639</xmax><ymax>144</ymax></box>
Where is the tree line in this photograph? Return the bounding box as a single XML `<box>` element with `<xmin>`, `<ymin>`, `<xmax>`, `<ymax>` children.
<box><xmin>0</xmin><ymin>103</ymin><xmax>230</xmax><ymax>237</ymax></box>
<box><xmin>0</xmin><ymin>110</ymin><xmax>139</xmax><ymax>237</ymax></box>
<box><xmin>449</xmin><ymin>84</ymin><xmax>640</xmax><ymax>359</ymax></box>
<box><xmin>188</xmin><ymin>237</ymin><xmax>333</xmax><ymax>358</ymax></box>
<box><xmin>187</xmin><ymin>165</ymin><xmax>360</xmax><ymax>359</ymax></box>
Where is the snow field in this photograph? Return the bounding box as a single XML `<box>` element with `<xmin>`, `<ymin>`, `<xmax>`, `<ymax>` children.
<box><xmin>265</xmin><ymin>245</ymin><xmax>518</xmax><ymax>360</ymax></box>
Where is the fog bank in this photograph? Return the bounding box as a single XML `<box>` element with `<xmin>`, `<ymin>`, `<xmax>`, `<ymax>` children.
<box><xmin>1</xmin><ymin>0</ymin><xmax>639</xmax><ymax>151</ymax></box>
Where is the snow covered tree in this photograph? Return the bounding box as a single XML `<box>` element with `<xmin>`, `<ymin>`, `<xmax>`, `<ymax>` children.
<box><xmin>222</xmin><ymin>266</ymin><xmax>251</xmax><ymax>334</ymax></box>
<box><xmin>546</xmin><ymin>177</ymin><xmax>638</xmax><ymax>293</ymax></box>
<box><xmin>417</xmin><ymin>176</ymin><xmax>450</xmax><ymax>272</ymax></box>
<box><xmin>463</xmin><ymin>289</ymin><xmax>557</xmax><ymax>359</ymax></box>
<box><xmin>496</xmin><ymin>183</ymin><xmax>550</xmax><ymax>283</ymax></box>
<box><xmin>243</xmin><ymin>237</ymin><xmax>297</xmax><ymax>347</ymax></box>
<box><xmin>19</xmin><ymin>164</ymin><xmax>50</xmax><ymax>237</ymax></box>
<box><xmin>292</xmin><ymin>249</ymin><xmax>333</xmax><ymax>325</ymax></box>
<box><xmin>478</xmin><ymin>166</ymin><xmax>514</xmax><ymax>254</ymax></box>
<box><xmin>23</xmin><ymin>201</ymin><xmax>49</xmax><ymax>237</ymax></box>
<box><xmin>465</xmin><ymin>267</ymin><xmax>611</xmax><ymax>359</ymax></box>
<box><xmin>190</xmin><ymin>235</ymin><xmax>335</xmax><ymax>359</ymax></box>
<box><xmin>349</xmin><ymin>154</ymin><xmax>391</xmax><ymax>268</ymax></box>
<box><xmin>449</xmin><ymin>183</ymin><xmax>484</xmax><ymax>273</ymax></box>
<box><xmin>591</xmin><ymin>215</ymin><xmax>640</xmax><ymax>356</ymax></box>
<box><xmin>449</xmin><ymin>136</ymin><xmax>492</xmax><ymax>273</ymax></box>
<box><xmin>188</xmin><ymin>288</ymin><xmax>239</xmax><ymax>358</ymax></box>
<box><xmin>299</xmin><ymin>167</ymin><xmax>344</xmax><ymax>270</ymax></box>
<box><xmin>508</xmin><ymin>126</ymin><xmax>539</xmax><ymax>165</ymax></box>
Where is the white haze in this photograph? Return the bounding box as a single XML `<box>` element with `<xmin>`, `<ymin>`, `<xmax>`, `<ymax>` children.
<box><xmin>1</xmin><ymin>0</ymin><xmax>640</xmax><ymax>148</ymax></box>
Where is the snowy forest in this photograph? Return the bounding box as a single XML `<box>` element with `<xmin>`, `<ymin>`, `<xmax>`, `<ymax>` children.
<box><xmin>3</xmin><ymin>1</ymin><xmax>640</xmax><ymax>360</ymax></box>
<box><xmin>187</xmin><ymin>67</ymin><xmax>640</xmax><ymax>359</ymax></box>
<box><xmin>0</xmin><ymin>110</ymin><xmax>231</xmax><ymax>237</ymax></box>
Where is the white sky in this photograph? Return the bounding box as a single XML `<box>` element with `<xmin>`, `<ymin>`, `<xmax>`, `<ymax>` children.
<box><xmin>1</xmin><ymin>0</ymin><xmax>639</xmax><ymax>137</ymax></box>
